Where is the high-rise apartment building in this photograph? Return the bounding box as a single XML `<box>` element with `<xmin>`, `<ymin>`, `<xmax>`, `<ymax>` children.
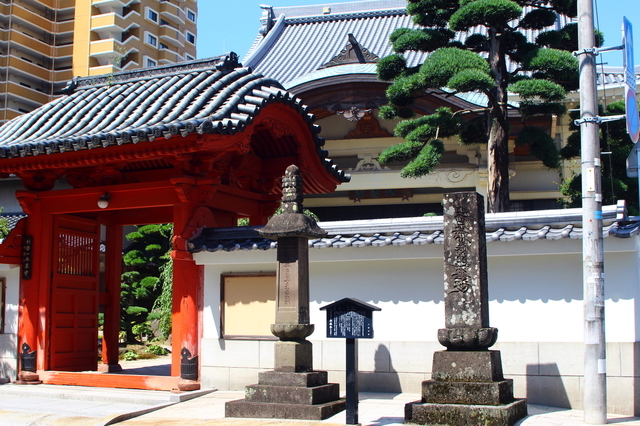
<box><xmin>0</xmin><ymin>0</ymin><xmax>197</xmax><ymax>124</ymax></box>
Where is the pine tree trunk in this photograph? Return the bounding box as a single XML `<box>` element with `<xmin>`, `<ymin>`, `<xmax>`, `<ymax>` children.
<box><xmin>486</xmin><ymin>29</ymin><xmax>510</xmax><ymax>213</ymax></box>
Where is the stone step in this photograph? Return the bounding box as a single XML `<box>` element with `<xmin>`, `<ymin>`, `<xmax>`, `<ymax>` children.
<box><xmin>226</xmin><ymin>398</ymin><xmax>346</xmax><ymax>420</ymax></box>
<box><xmin>405</xmin><ymin>398</ymin><xmax>527</xmax><ymax>426</ymax></box>
<box><xmin>258</xmin><ymin>370</ymin><xmax>328</xmax><ymax>387</ymax></box>
<box><xmin>245</xmin><ymin>383</ymin><xmax>340</xmax><ymax>405</ymax></box>
<box><xmin>422</xmin><ymin>379</ymin><xmax>514</xmax><ymax>405</ymax></box>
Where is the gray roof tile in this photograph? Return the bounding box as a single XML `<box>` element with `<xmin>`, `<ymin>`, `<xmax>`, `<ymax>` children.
<box><xmin>245</xmin><ymin>1</ymin><xmax>639</xmax><ymax>92</ymax></box>
<box><xmin>0</xmin><ymin>55</ymin><xmax>348</xmax><ymax>183</ymax></box>
<box><xmin>189</xmin><ymin>205</ymin><xmax>639</xmax><ymax>253</ymax></box>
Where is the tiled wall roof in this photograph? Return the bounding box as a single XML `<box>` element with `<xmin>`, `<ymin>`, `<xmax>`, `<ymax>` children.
<box><xmin>189</xmin><ymin>205</ymin><xmax>639</xmax><ymax>253</ymax></box>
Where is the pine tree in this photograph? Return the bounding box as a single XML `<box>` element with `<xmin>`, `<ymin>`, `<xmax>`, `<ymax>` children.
<box><xmin>559</xmin><ymin>100</ymin><xmax>639</xmax><ymax>215</ymax></box>
<box><xmin>121</xmin><ymin>224</ymin><xmax>172</xmax><ymax>343</ymax></box>
<box><xmin>376</xmin><ymin>0</ymin><xmax>587</xmax><ymax>212</ymax></box>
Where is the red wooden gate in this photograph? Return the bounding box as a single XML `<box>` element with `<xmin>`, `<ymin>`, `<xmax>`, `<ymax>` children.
<box><xmin>48</xmin><ymin>215</ymin><xmax>100</xmax><ymax>371</ymax></box>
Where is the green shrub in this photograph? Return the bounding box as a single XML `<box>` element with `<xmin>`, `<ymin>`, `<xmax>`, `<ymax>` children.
<box><xmin>123</xmin><ymin>350</ymin><xmax>138</xmax><ymax>361</ymax></box>
<box><xmin>146</xmin><ymin>345</ymin><xmax>168</xmax><ymax>356</ymax></box>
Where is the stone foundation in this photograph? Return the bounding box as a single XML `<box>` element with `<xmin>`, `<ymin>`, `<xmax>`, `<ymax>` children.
<box><xmin>406</xmin><ymin>350</ymin><xmax>526</xmax><ymax>426</ymax></box>
<box><xmin>405</xmin><ymin>399</ymin><xmax>527</xmax><ymax>426</ymax></box>
<box><xmin>225</xmin><ymin>371</ymin><xmax>345</xmax><ymax>420</ymax></box>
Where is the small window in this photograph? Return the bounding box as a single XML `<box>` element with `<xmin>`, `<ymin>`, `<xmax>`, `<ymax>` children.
<box><xmin>146</xmin><ymin>58</ymin><xmax>157</xmax><ymax>67</ymax></box>
<box><xmin>221</xmin><ymin>274</ymin><xmax>276</xmax><ymax>339</ymax></box>
<box><xmin>187</xmin><ymin>10</ymin><xmax>196</xmax><ymax>22</ymax></box>
<box><xmin>147</xmin><ymin>9</ymin><xmax>158</xmax><ymax>23</ymax></box>
<box><xmin>146</xmin><ymin>33</ymin><xmax>157</xmax><ymax>47</ymax></box>
<box><xmin>0</xmin><ymin>278</ymin><xmax>5</xmax><ymax>333</ymax></box>
<box><xmin>160</xmin><ymin>43</ymin><xmax>168</xmax><ymax>50</ymax></box>
<box><xmin>185</xmin><ymin>31</ymin><xmax>195</xmax><ymax>45</ymax></box>
<box><xmin>185</xmin><ymin>54</ymin><xmax>194</xmax><ymax>61</ymax></box>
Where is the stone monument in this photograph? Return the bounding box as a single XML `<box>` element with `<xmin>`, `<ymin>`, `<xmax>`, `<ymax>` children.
<box><xmin>225</xmin><ymin>165</ymin><xmax>345</xmax><ymax>420</ymax></box>
<box><xmin>405</xmin><ymin>192</ymin><xmax>527</xmax><ymax>426</ymax></box>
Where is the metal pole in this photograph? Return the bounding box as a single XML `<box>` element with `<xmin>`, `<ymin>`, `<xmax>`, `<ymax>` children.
<box><xmin>345</xmin><ymin>338</ymin><xmax>359</xmax><ymax>425</ymax></box>
<box><xmin>577</xmin><ymin>0</ymin><xmax>607</xmax><ymax>423</ymax></box>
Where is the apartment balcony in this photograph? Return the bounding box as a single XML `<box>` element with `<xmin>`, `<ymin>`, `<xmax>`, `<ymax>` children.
<box><xmin>91</xmin><ymin>11</ymin><xmax>139</xmax><ymax>39</ymax></box>
<box><xmin>89</xmin><ymin>38</ymin><xmax>139</xmax><ymax>67</ymax></box>
<box><xmin>159</xmin><ymin>1</ymin><xmax>185</xmax><ymax>26</ymax></box>
<box><xmin>0</xmin><ymin>109</ymin><xmax>24</xmax><ymax>123</ymax></box>
<box><xmin>2</xmin><ymin>3</ymin><xmax>53</xmax><ymax>32</ymax></box>
<box><xmin>38</xmin><ymin>0</ymin><xmax>75</xmax><ymax>10</ymax></box>
<box><xmin>0</xmin><ymin>81</ymin><xmax>51</xmax><ymax>106</ymax></box>
<box><xmin>92</xmin><ymin>0</ymin><xmax>128</xmax><ymax>9</ymax></box>
<box><xmin>157</xmin><ymin>48</ymin><xmax>179</xmax><ymax>64</ymax></box>
<box><xmin>0</xmin><ymin>55</ymin><xmax>51</xmax><ymax>80</ymax></box>
<box><xmin>88</xmin><ymin>64</ymin><xmax>119</xmax><ymax>76</ymax></box>
<box><xmin>55</xmin><ymin>19</ymin><xmax>75</xmax><ymax>35</ymax></box>
<box><xmin>5</xmin><ymin>31</ymin><xmax>72</xmax><ymax>59</ymax></box>
<box><xmin>88</xmin><ymin>55</ymin><xmax>138</xmax><ymax>76</ymax></box>
<box><xmin>158</xmin><ymin>24</ymin><xmax>184</xmax><ymax>48</ymax></box>
<box><xmin>89</xmin><ymin>38</ymin><xmax>125</xmax><ymax>65</ymax></box>
<box><xmin>52</xmin><ymin>68</ymin><xmax>73</xmax><ymax>83</ymax></box>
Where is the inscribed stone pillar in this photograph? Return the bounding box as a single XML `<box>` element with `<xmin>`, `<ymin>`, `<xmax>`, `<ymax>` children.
<box><xmin>258</xmin><ymin>164</ymin><xmax>325</xmax><ymax>373</ymax></box>
<box><xmin>405</xmin><ymin>192</ymin><xmax>526</xmax><ymax>426</ymax></box>
<box><xmin>438</xmin><ymin>192</ymin><xmax>497</xmax><ymax>350</ymax></box>
<box><xmin>226</xmin><ymin>165</ymin><xmax>345</xmax><ymax>420</ymax></box>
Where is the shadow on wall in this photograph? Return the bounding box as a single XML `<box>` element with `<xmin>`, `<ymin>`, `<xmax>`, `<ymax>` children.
<box><xmin>526</xmin><ymin>363</ymin><xmax>570</xmax><ymax>408</ymax></box>
<box><xmin>359</xmin><ymin>343</ymin><xmax>401</xmax><ymax>394</ymax></box>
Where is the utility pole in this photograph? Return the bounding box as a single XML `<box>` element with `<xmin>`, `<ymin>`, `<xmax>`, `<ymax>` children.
<box><xmin>576</xmin><ymin>0</ymin><xmax>607</xmax><ymax>423</ymax></box>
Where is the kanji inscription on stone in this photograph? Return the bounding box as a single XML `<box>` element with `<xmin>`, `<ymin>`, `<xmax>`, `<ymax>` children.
<box><xmin>443</xmin><ymin>192</ymin><xmax>489</xmax><ymax>329</ymax></box>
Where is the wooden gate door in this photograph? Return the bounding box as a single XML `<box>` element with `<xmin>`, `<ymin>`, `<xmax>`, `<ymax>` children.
<box><xmin>49</xmin><ymin>215</ymin><xmax>101</xmax><ymax>371</ymax></box>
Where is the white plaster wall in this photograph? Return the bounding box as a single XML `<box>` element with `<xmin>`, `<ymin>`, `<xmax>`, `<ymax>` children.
<box><xmin>0</xmin><ymin>266</ymin><xmax>20</xmax><ymax>381</ymax></box>
<box><xmin>197</xmin><ymin>235</ymin><xmax>639</xmax><ymax>344</ymax></box>
<box><xmin>195</xmin><ymin>234</ymin><xmax>640</xmax><ymax>414</ymax></box>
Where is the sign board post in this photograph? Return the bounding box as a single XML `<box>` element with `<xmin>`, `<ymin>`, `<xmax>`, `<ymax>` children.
<box><xmin>320</xmin><ymin>298</ymin><xmax>381</xmax><ymax>425</ymax></box>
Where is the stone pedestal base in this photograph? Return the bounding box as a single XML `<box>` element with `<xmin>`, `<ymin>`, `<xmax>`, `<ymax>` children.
<box><xmin>405</xmin><ymin>350</ymin><xmax>527</xmax><ymax>425</ymax></box>
<box><xmin>274</xmin><ymin>340</ymin><xmax>312</xmax><ymax>372</ymax></box>
<box><xmin>226</xmin><ymin>371</ymin><xmax>345</xmax><ymax>420</ymax></box>
<box><xmin>176</xmin><ymin>379</ymin><xmax>201</xmax><ymax>392</ymax></box>
<box><xmin>405</xmin><ymin>399</ymin><xmax>527</xmax><ymax>426</ymax></box>
<box><xmin>15</xmin><ymin>371</ymin><xmax>42</xmax><ymax>385</ymax></box>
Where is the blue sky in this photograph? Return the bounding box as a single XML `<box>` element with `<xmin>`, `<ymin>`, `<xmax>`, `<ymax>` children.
<box><xmin>196</xmin><ymin>0</ymin><xmax>640</xmax><ymax>67</ymax></box>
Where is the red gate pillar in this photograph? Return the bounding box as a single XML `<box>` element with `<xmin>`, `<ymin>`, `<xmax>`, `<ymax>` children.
<box><xmin>99</xmin><ymin>223</ymin><xmax>123</xmax><ymax>372</ymax></box>
<box><xmin>16</xmin><ymin>192</ymin><xmax>53</xmax><ymax>383</ymax></box>
<box><xmin>171</xmin><ymin>178</ymin><xmax>217</xmax><ymax>390</ymax></box>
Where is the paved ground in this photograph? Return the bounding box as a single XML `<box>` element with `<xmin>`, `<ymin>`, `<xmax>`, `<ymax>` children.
<box><xmin>1</xmin><ymin>356</ymin><xmax>639</xmax><ymax>425</ymax></box>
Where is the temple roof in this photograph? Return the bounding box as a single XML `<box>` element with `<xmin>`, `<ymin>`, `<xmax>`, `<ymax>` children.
<box><xmin>189</xmin><ymin>203</ymin><xmax>640</xmax><ymax>253</ymax></box>
<box><xmin>244</xmin><ymin>0</ymin><xmax>639</xmax><ymax>91</ymax></box>
<box><xmin>0</xmin><ymin>54</ymin><xmax>348</xmax><ymax>183</ymax></box>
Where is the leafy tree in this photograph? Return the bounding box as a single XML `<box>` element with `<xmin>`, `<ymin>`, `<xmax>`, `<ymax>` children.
<box><xmin>376</xmin><ymin>0</ymin><xmax>590</xmax><ymax>212</ymax></box>
<box><xmin>152</xmin><ymin>251</ymin><xmax>173</xmax><ymax>340</ymax></box>
<box><xmin>121</xmin><ymin>224</ymin><xmax>172</xmax><ymax>343</ymax></box>
<box><xmin>559</xmin><ymin>101</ymin><xmax>639</xmax><ymax>215</ymax></box>
<box><xmin>0</xmin><ymin>208</ymin><xmax>10</xmax><ymax>239</ymax></box>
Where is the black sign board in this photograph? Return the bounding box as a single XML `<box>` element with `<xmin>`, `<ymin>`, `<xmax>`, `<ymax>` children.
<box><xmin>320</xmin><ymin>298</ymin><xmax>381</xmax><ymax>425</ymax></box>
<box><xmin>320</xmin><ymin>298</ymin><xmax>381</xmax><ymax>339</ymax></box>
